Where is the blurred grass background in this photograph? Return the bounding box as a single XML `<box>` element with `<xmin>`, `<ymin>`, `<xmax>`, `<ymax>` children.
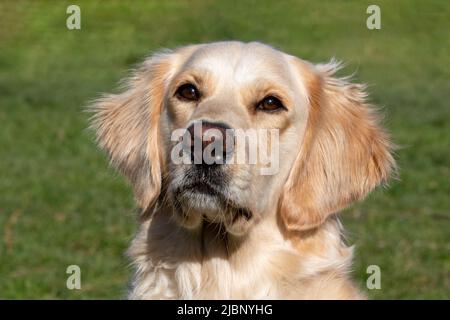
<box><xmin>0</xmin><ymin>0</ymin><xmax>448</xmax><ymax>299</ymax></box>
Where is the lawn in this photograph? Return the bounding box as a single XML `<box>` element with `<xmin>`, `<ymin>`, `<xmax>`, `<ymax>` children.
<box><xmin>0</xmin><ymin>0</ymin><xmax>448</xmax><ymax>299</ymax></box>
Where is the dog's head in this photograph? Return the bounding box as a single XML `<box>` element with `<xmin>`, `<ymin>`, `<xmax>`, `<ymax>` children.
<box><xmin>91</xmin><ymin>41</ymin><xmax>395</xmax><ymax>236</ymax></box>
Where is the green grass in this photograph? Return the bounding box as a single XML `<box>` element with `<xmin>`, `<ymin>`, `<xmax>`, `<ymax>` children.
<box><xmin>0</xmin><ymin>0</ymin><xmax>448</xmax><ymax>299</ymax></box>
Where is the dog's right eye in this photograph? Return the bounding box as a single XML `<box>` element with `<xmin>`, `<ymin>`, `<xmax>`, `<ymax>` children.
<box><xmin>175</xmin><ymin>83</ymin><xmax>200</xmax><ymax>101</ymax></box>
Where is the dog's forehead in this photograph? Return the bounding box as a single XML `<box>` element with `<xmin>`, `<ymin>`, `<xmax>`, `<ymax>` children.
<box><xmin>182</xmin><ymin>42</ymin><xmax>294</xmax><ymax>85</ymax></box>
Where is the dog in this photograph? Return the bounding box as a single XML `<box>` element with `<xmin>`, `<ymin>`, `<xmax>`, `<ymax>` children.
<box><xmin>90</xmin><ymin>41</ymin><xmax>395</xmax><ymax>299</ymax></box>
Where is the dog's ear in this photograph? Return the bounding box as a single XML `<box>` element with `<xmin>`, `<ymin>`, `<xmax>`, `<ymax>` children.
<box><xmin>90</xmin><ymin>51</ymin><xmax>175</xmax><ymax>214</ymax></box>
<box><xmin>279</xmin><ymin>58</ymin><xmax>396</xmax><ymax>231</ymax></box>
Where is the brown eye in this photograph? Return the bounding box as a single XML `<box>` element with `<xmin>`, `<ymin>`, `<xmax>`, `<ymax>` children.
<box><xmin>257</xmin><ymin>96</ymin><xmax>285</xmax><ymax>112</ymax></box>
<box><xmin>176</xmin><ymin>83</ymin><xmax>200</xmax><ymax>101</ymax></box>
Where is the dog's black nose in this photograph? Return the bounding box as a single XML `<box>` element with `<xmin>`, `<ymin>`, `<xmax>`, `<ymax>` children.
<box><xmin>187</xmin><ymin>121</ymin><xmax>234</xmax><ymax>165</ymax></box>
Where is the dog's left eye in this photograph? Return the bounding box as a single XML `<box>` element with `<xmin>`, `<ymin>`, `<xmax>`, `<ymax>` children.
<box><xmin>176</xmin><ymin>83</ymin><xmax>200</xmax><ymax>101</ymax></box>
<box><xmin>257</xmin><ymin>96</ymin><xmax>285</xmax><ymax>112</ymax></box>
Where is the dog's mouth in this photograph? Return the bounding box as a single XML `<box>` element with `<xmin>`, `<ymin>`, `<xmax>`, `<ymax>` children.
<box><xmin>168</xmin><ymin>163</ymin><xmax>255</xmax><ymax>235</ymax></box>
<box><xmin>174</xmin><ymin>164</ymin><xmax>228</xmax><ymax>203</ymax></box>
<box><xmin>172</xmin><ymin>177</ymin><xmax>253</xmax><ymax>232</ymax></box>
<box><xmin>175</xmin><ymin>182</ymin><xmax>252</xmax><ymax>217</ymax></box>
<box><xmin>183</xmin><ymin>181</ymin><xmax>220</xmax><ymax>196</ymax></box>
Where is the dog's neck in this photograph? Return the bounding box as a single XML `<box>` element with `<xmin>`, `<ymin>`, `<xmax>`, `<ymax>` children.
<box><xmin>127</xmin><ymin>208</ymin><xmax>358</xmax><ymax>299</ymax></box>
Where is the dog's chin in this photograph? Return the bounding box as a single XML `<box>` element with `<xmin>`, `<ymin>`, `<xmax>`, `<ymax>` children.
<box><xmin>172</xmin><ymin>187</ymin><xmax>254</xmax><ymax>236</ymax></box>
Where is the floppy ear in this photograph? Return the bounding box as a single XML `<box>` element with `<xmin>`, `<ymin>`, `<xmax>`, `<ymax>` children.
<box><xmin>279</xmin><ymin>59</ymin><xmax>396</xmax><ymax>231</ymax></box>
<box><xmin>90</xmin><ymin>51</ymin><xmax>174</xmax><ymax>214</ymax></box>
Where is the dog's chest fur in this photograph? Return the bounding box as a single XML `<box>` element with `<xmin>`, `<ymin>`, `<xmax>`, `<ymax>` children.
<box><xmin>126</xmin><ymin>212</ymin><xmax>361</xmax><ymax>299</ymax></box>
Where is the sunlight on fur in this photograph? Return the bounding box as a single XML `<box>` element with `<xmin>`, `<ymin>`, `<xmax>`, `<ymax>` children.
<box><xmin>90</xmin><ymin>41</ymin><xmax>396</xmax><ymax>299</ymax></box>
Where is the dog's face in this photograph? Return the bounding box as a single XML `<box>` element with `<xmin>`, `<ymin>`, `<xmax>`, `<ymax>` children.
<box><xmin>161</xmin><ymin>43</ymin><xmax>309</xmax><ymax>234</ymax></box>
<box><xmin>92</xmin><ymin>41</ymin><xmax>395</xmax><ymax>236</ymax></box>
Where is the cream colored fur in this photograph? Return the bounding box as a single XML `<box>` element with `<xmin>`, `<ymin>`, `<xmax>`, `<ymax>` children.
<box><xmin>90</xmin><ymin>41</ymin><xmax>395</xmax><ymax>299</ymax></box>
<box><xmin>127</xmin><ymin>212</ymin><xmax>359</xmax><ymax>299</ymax></box>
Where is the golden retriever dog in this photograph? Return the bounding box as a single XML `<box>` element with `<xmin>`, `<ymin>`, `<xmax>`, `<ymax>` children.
<box><xmin>90</xmin><ymin>41</ymin><xmax>395</xmax><ymax>299</ymax></box>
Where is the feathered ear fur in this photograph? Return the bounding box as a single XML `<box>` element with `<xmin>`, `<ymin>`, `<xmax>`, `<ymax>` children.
<box><xmin>90</xmin><ymin>51</ymin><xmax>175</xmax><ymax>214</ymax></box>
<box><xmin>279</xmin><ymin>58</ymin><xmax>396</xmax><ymax>231</ymax></box>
